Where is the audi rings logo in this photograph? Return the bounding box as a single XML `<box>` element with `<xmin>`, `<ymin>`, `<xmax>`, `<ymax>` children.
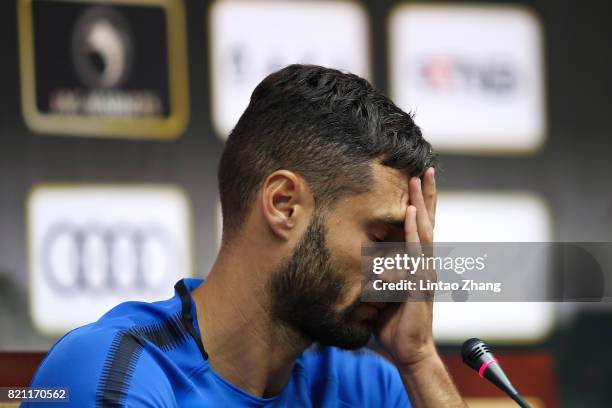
<box><xmin>41</xmin><ymin>221</ymin><xmax>177</xmax><ymax>296</ymax></box>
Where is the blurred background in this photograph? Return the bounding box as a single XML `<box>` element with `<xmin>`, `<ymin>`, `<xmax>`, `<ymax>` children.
<box><xmin>1</xmin><ymin>0</ymin><xmax>611</xmax><ymax>406</ymax></box>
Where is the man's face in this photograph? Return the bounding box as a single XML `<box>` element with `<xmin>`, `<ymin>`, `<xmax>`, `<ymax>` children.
<box><xmin>268</xmin><ymin>164</ymin><xmax>410</xmax><ymax>349</ymax></box>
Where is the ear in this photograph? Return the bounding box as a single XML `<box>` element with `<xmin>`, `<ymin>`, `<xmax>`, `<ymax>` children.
<box><xmin>261</xmin><ymin>170</ymin><xmax>312</xmax><ymax>240</ymax></box>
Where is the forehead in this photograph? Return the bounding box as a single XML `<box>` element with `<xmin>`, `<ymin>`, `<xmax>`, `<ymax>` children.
<box><xmin>370</xmin><ymin>163</ymin><xmax>410</xmax><ymax>200</ymax></box>
<box><xmin>339</xmin><ymin>163</ymin><xmax>410</xmax><ymax>220</ymax></box>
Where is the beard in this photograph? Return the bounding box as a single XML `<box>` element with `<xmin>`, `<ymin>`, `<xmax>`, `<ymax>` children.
<box><xmin>268</xmin><ymin>211</ymin><xmax>374</xmax><ymax>350</ymax></box>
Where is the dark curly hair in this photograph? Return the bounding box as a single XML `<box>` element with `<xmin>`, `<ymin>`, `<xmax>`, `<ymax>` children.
<box><xmin>218</xmin><ymin>64</ymin><xmax>436</xmax><ymax>239</ymax></box>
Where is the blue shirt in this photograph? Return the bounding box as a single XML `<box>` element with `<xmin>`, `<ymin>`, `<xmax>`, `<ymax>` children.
<box><xmin>25</xmin><ymin>279</ymin><xmax>411</xmax><ymax>407</ymax></box>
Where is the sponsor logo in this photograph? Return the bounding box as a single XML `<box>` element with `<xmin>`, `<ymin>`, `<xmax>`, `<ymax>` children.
<box><xmin>28</xmin><ymin>184</ymin><xmax>193</xmax><ymax>335</ymax></box>
<box><xmin>18</xmin><ymin>0</ymin><xmax>189</xmax><ymax>138</ymax></box>
<box><xmin>41</xmin><ymin>221</ymin><xmax>174</xmax><ymax>295</ymax></box>
<box><xmin>389</xmin><ymin>5</ymin><xmax>546</xmax><ymax>153</ymax></box>
<box><xmin>72</xmin><ymin>6</ymin><xmax>133</xmax><ymax>90</ymax></box>
<box><xmin>417</xmin><ymin>55</ymin><xmax>518</xmax><ymax>95</ymax></box>
<box><xmin>210</xmin><ymin>0</ymin><xmax>370</xmax><ymax>139</ymax></box>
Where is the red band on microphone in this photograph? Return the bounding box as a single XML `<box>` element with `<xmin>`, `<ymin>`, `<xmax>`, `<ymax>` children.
<box><xmin>478</xmin><ymin>358</ymin><xmax>498</xmax><ymax>377</ymax></box>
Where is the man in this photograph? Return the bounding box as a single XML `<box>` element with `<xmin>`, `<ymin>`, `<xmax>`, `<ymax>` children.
<box><xmin>26</xmin><ymin>65</ymin><xmax>466</xmax><ymax>407</ymax></box>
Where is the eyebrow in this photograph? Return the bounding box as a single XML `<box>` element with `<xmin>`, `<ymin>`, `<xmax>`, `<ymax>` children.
<box><xmin>372</xmin><ymin>215</ymin><xmax>405</xmax><ymax>232</ymax></box>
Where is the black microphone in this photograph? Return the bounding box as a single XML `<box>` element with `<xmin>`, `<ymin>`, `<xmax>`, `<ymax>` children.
<box><xmin>461</xmin><ymin>338</ymin><xmax>531</xmax><ymax>408</ymax></box>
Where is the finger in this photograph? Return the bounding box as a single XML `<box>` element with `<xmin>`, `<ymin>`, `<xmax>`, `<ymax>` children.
<box><xmin>422</xmin><ymin>167</ymin><xmax>437</xmax><ymax>228</ymax></box>
<box><xmin>404</xmin><ymin>205</ymin><xmax>422</xmax><ymax>261</ymax></box>
<box><xmin>409</xmin><ymin>177</ymin><xmax>433</xmax><ymax>244</ymax></box>
<box><xmin>404</xmin><ymin>206</ymin><xmax>430</xmax><ymax>300</ymax></box>
<box><xmin>405</xmin><ymin>205</ymin><xmax>419</xmax><ymax>244</ymax></box>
